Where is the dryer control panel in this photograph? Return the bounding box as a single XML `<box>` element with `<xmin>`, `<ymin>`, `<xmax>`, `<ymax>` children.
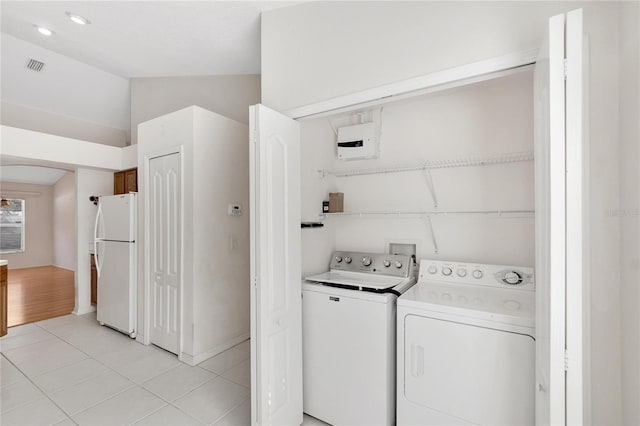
<box><xmin>418</xmin><ymin>259</ymin><xmax>534</xmax><ymax>291</ymax></box>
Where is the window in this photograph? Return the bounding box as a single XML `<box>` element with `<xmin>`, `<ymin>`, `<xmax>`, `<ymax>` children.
<box><xmin>0</xmin><ymin>199</ymin><xmax>25</xmax><ymax>253</ymax></box>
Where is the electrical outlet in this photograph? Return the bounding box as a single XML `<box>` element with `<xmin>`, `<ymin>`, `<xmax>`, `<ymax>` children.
<box><xmin>228</xmin><ymin>204</ymin><xmax>242</xmax><ymax>216</ymax></box>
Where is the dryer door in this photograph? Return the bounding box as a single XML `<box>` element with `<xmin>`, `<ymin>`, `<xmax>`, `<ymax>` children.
<box><xmin>403</xmin><ymin>314</ymin><xmax>535</xmax><ymax>425</ymax></box>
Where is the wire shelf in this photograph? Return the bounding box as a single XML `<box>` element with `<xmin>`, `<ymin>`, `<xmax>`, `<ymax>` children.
<box><xmin>320</xmin><ymin>209</ymin><xmax>535</xmax><ymax>219</ymax></box>
<box><xmin>320</xmin><ymin>151</ymin><xmax>534</xmax><ymax>178</ymax></box>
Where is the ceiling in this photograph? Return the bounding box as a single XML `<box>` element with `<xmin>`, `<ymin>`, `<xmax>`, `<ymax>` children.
<box><xmin>0</xmin><ymin>1</ymin><xmax>297</xmax><ymax>78</ymax></box>
<box><xmin>0</xmin><ymin>165</ymin><xmax>69</xmax><ymax>186</ymax></box>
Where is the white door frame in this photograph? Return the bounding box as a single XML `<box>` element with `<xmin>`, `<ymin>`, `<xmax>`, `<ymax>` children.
<box><xmin>142</xmin><ymin>146</ymin><xmax>185</xmax><ymax>361</ymax></box>
<box><xmin>565</xmin><ymin>8</ymin><xmax>586</xmax><ymax>424</ymax></box>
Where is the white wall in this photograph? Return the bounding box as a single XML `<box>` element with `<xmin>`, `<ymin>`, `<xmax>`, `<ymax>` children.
<box><xmin>192</xmin><ymin>107</ymin><xmax>250</xmax><ymax>357</ymax></box>
<box><xmin>261</xmin><ymin>1</ymin><xmax>593</xmax><ymax>112</ymax></box>
<box><xmin>138</xmin><ymin>106</ymin><xmax>250</xmax><ymax>363</ymax></box>
<box><xmin>53</xmin><ymin>172</ymin><xmax>76</xmax><ymax>270</ymax></box>
<box><xmin>1</xmin><ymin>34</ymin><xmax>130</xmax><ymax>144</ymax></box>
<box><xmin>74</xmin><ymin>168</ymin><xmax>113</xmax><ymax>315</ymax></box>
<box><xmin>619</xmin><ymin>2</ymin><xmax>640</xmax><ymax>424</ymax></box>
<box><xmin>130</xmin><ymin>74</ymin><xmax>260</xmax><ymax>144</ymax></box>
<box><xmin>300</xmin><ymin>70</ymin><xmax>534</xmax><ymax>276</ymax></box>
<box><xmin>0</xmin><ymin>181</ymin><xmax>53</xmax><ymax>269</ymax></box>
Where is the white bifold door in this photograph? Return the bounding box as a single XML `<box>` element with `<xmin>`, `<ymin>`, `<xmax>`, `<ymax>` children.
<box><xmin>149</xmin><ymin>152</ymin><xmax>182</xmax><ymax>355</ymax></box>
<box><xmin>249</xmin><ymin>104</ymin><xmax>302</xmax><ymax>426</ymax></box>
<box><xmin>535</xmin><ymin>8</ymin><xmax>585</xmax><ymax>426</ymax></box>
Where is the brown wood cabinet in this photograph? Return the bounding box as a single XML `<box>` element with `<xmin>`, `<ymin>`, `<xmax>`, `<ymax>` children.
<box><xmin>91</xmin><ymin>254</ymin><xmax>97</xmax><ymax>306</ymax></box>
<box><xmin>114</xmin><ymin>168</ymin><xmax>138</xmax><ymax>195</ymax></box>
<box><xmin>1</xmin><ymin>265</ymin><xmax>7</xmax><ymax>337</ymax></box>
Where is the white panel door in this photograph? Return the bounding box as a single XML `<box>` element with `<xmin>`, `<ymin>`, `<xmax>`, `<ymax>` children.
<box><xmin>149</xmin><ymin>152</ymin><xmax>181</xmax><ymax>355</ymax></box>
<box><xmin>250</xmin><ymin>104</ymin><xmax>302</xmax><ymax>426</ymax></box>
<box><xmin>535</xmin><ymin>8</ymin><xmax>586</xmax><ymax>425</ymax></box>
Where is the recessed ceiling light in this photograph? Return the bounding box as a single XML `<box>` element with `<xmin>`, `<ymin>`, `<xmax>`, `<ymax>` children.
<box><xmin>66</xmin><ymin>12</ymin><xmax>90</xmax><ymax>25</ymax></box>
<box><xmin>34</xmin><ymin>25</ymin><xmax>54</xmax><ymax>36</ymax></box>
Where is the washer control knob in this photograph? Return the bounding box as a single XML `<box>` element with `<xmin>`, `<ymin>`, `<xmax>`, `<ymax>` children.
<box><xmin>427</xmin><ymin>265</ymin><xmax>438</xmax><ymax>274</ymax></box>
<box><xmin>335</xmin><ymin>256</ymin><xmax>342</xmax><ymax>263</ymax></box>
<box><xmin>503</xmin><ymin>271</ymin><xmax>523</xmax><ymax>285</ymax></box>
<box><xmin>457</xmin><ymin>268</ymin><xmax>467</xmax><ymax>277</ymax></box>
<box><xmin>394</xmin><ymin>261</ymin><xmax>403</xmax><ymax>269</ymax></box>
<box><xmin>345</xmin><ymin>256</ymin><xmax>352</xmax><ymax>264</ymax></box>
<box><xmin>442</xmin><ymin>266</ymin><xmax>453</xmax><ymax>276</ymax></box>
<box><xmin>362</xmin><ymin>257</ymin><xmax>372</xmax><ymax>267</ymax></box>
<box><xmin>383</xmin><ymin>260</ymin><xmax>391</xmax><ymax>268</ymax></box>
<box><xmin>472</xmin><ymin>269</ymin><xmax>483</xmax><ymax>279</ymax></box>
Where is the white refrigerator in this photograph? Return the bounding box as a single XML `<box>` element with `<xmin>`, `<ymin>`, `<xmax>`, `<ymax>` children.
<box><xmin>94</xmin><ymin>193</ymin><xmax>137</xmax><ymax>338</ymax></box>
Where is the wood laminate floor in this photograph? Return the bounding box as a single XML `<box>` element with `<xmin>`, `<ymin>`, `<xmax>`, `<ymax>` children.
<box><xmin>7</xmin><ymin>265</ymin><xmax>75</xmax><ymax>327</ymax></box>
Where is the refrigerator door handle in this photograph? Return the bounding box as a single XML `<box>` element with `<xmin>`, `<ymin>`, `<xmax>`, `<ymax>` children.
<box><xmin>94</xmin><ymin>204</ymin><xmax>103</xmax><ymax>278</ymax></box>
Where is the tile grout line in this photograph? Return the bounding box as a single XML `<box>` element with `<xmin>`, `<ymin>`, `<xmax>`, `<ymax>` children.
<box><xmin>127</xmin><ymin>402</ymin><xmax>170</xmax><ymax>426</ymax></box>
<box><xmin>208</xmin><ymin>395</ymin><xmax>251</xmax><ymax>426</ymax></box>
<box><xmin>4</xmin><ymin>323</ymin><xmax>142</xmax><ymax>421</ymax></box>
<box><xmin>75</xmin><ymin>364</ymin><xmax>222</xmax><ymax>425</ymax></box>
<box><xmin>45</xmin><ymin>325</ymin><xmax>207</xmax><ymax>423</ymax></box>
<box><xmin>4</xmin><ymin>318</ymin><xmax>250</xmax><ymax>425</ymax></box>
<box><xmin>0</xmin><ymin>329</ymin><xmax>59</xmax><ymax>353</ymax></box>
<box><xmin>0</xmin><ymin>352</ymin><xmax>79</xmax><ymax>425</ymax></box>
<box><xmin>142</xmin><ymin>374</ymin><xmax>245</xmax><ymax>425</ymax></box>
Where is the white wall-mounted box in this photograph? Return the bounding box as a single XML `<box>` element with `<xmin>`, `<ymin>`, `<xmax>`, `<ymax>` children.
<box><xmin>337</xmin><ymin>122</ymin><xmax>379</xmax><ymax>160</ymax></box>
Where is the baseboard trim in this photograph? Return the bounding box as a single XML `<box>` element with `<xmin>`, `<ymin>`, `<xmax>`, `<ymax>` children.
<box><xmin>72</xmin><ymin>305</ymin><xmax>96</xmax><ymax>315</ymax></box>
<box><xmin>180</xmin><ymin>332</ymin><xmax>250</xmax><ymax>366</ymax></box>
<box><xmin>52</xmin><ymin>265</ymin><xmax>75</xmax><ymax>272</ymax></box>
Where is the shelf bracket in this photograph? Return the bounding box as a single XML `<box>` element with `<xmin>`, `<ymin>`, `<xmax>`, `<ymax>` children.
<box><xmin>422</xmin><ymin>169</ymin><xmax>438</xmax><ymax>208</ymax></box>
<box><xmin>425</xmin><ymin>216</ymin><xmax>439</xmax><ymax>254</ymax></box>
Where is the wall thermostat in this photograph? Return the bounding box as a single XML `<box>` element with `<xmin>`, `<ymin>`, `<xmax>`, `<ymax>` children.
<box><xmin>337</xmin><ymin>122</ymin><xmax>379</xmax><ymax>161</ymax></box>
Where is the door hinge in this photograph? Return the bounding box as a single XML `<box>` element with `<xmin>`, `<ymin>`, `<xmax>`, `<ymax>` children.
<box><xmin>563</xmin><ymin>59</ymin><xmax>568</xmax><ymax>80</ymax></box>
<box><xmin>564</xmin><ymin>349</ymin><xmax>569</xmax><ymax>371</ymax></box>
<box><xmin>253</xmin><ymin>276</ymin><xmax>258</xmax><ymax>288</ymax></box>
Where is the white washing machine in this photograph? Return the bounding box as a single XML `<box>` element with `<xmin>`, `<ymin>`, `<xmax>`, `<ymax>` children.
<box><xmin>303</xmin><ymin>251</ymin><xmax>416</xmax><ymax>426</ymax></box>
<box><xmin>397</xmin><ymin>259</ymin><xmax>535</xmax><ymax>426</ymax></box>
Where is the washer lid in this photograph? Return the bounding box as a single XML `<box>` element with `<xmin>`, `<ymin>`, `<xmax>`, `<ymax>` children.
<box><xmin>305</xmin><ymin>270</ymin><xmax>407</xmax><ymax>290</ymax></box>
<box><xmin>398</xmin><ymin>281</ymin><xmax>535</xmax><ymax>328</ymax></box>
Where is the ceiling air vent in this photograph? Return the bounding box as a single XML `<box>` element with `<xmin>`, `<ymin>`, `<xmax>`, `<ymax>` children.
<box><xmin>26</xmin><ymin>58</ymin><xmax>45</xmax><ymax>72</ymax></box>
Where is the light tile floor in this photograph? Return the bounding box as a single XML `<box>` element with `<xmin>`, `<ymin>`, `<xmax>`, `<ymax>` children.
<box><xmin>0</xmin><ymin>313</ymin><xmax>327</xmax><ymax>426</ymax></box>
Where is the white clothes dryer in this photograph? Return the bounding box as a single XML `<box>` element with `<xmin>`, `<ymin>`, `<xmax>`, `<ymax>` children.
<box><xmin>397</xmin><ymin>259</ymin><xmax>535</xmax><ymax>426</ymax></box>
